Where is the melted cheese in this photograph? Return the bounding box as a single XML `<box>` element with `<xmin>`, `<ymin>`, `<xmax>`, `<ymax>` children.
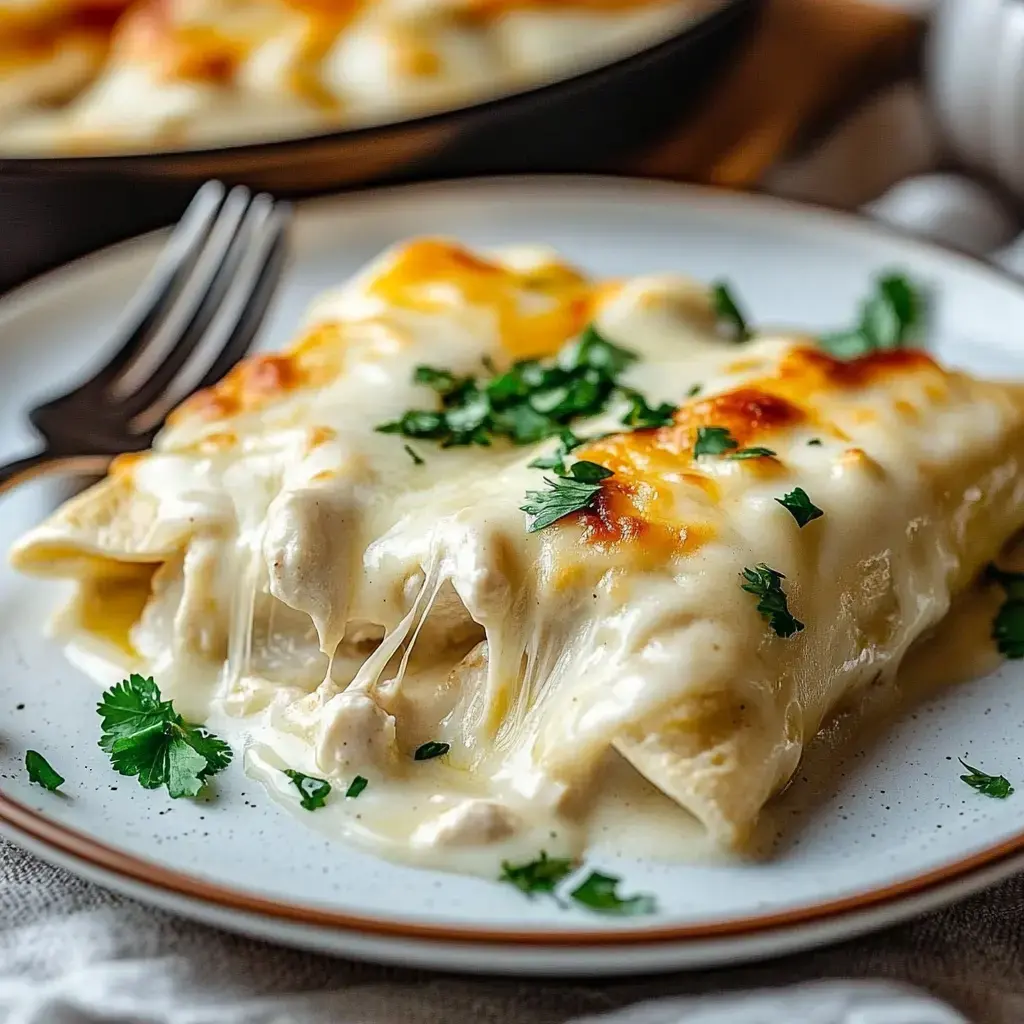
<box><xmin>12</xmin><ymin>238</ymin><xmax>1024</xmax><ymax>874</ymax></box>
<box><xmin>0</xmin><ymin>0</ymin><xmax>704</xmax><ymax>152</ymax></box>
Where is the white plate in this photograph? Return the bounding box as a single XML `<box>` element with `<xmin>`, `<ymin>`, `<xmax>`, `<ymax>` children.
<box><xmin>3</xmin><ymin>177</ymin><xmax>1024</xmax><ymax>976</ymax></box>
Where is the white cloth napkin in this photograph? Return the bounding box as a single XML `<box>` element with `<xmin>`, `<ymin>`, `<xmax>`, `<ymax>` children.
<box><xmin>0</xmin><ymin>835</ymin><xmax>982</xmax><ymax>1023</ymax></box>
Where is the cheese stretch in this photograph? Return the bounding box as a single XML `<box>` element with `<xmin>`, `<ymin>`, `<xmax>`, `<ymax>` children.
<box><xmin>12</xmin><ymin>239</ymin><xmax>1024</xmax><ymax>869</ymax></box>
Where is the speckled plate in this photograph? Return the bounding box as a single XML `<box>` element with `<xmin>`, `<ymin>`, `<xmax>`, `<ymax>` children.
<box><xmin>3</xmin><ymin>178</ymin><xmax>1024</xmax><ymax>975</ymax></box>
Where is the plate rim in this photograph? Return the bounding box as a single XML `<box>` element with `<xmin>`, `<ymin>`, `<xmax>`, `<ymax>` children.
<box><xmin>4</xmin><ymin>174</ymin><xmax>1024</xmax><ymax>949</ymax></box>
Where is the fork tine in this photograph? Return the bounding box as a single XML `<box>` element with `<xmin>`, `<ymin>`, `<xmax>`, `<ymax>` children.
<box><xmin>131</xmin><ymin>201</ymin><xmax>291</xmax><ymax>434</ymax></box>
<box><xmin>79</xmin><ymin>181</ymin><xmax>227</xmax><ymax>392</ymax></box>
<box><xmin>112</xmin><ymin>185</ymin><xmax>257</xmax><ymax>413</ymax></box>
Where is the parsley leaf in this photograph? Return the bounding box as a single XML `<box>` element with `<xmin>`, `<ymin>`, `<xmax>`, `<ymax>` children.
<box><xmin>775</xmin><ymin>487</ymin><xmax>824</xmax><ymax>527</ymax></box>
<box><xmin>819</xmin><ymin>273</ymin><xmax>927</xmax><ymax>359</ymax></box>
<box><xmin>376</xmin><ymin>324</ymin><xmax>637</xmax><ymax>450</ymax></box>
<box><xmin>403</xmin><ymin>444</ymin><xmax>425</xmax><ymax>465</ymax></box>
<box><xmin>693</xmin><ymin>426</ymin><xmax>739</xmax><ymax>457</ymax></box>
<box><xmin>727</xmin><ymin>446</ymin><xmax>776</xmax><ymax>460</ymax></box>
<box><xmin>559</xmin><ymin>323</ymin><xmax>637</xmax><ymax>376</ymax></box>
<box><xmin>413</xmin><ymin>365</ymin><xmax>466</xmax><ymax>396</ymax></box>
<box><xmin>376</xmin><ymin>410</ymin><xmax>447</xmax><ymax>440</ymax></box>
<box><xmin>740</xmin><ymin>564</ymin><xmax>804</xmax><ymax>638</ymax></box>
<box><xmin>346</xmin><ymin>775</ymin><xmax>368</xmax><ymax>798</ymax></box>
<box><xmin>529</xmin><ymin>430</ymin><xmax>585</xmax><ymax>473</ymax></box>
<box><xmin>521</xmin><ymin>462</ymin><xmax>613</xmax><ymax>533</ymax></box>
<box><xmin>987</xmin><ymin>564</ymin><xmax>1024</xmax><ymax>659</ymax></box>
<box><xmin>25</xmin><ymin>750</ymin><xmax>64</xmax><ymax>792</ymax></box>
<box><xmin>284</xmin><ymin>769</ymin><xmax>331</xmax><ymax>810</ymax></box>
<box><xmin>414</xmin><ymin>741</ymin><xmax>450</xmax><ymax>761</ymax></box>
<box><xmin>569</xmin><ymin>871</ymin><xmax>657</xmax><ymax>916</ymax></box>
<box><xmin>711</xmin><ymin>281</ymin><xmax>750</xmax><ymax>342</ymax></box>
<box><xmin>620</xmin><ymin>389</ymin><xmax>677</xmax><ymax>429</ymax></box>
<box><xmin>959</xmin><ymin>759</ymin><xmax>1013</xmax><ymax>798</ymax></box>
<box><xmin>97</xmin><ymin>675</ymin><xmax>232</xmax><ymax>798</ymax></box>
<box><xmin>499</xmin><ymin>851</ymin><xmax>576</xmax><ymax>896</ymax></box>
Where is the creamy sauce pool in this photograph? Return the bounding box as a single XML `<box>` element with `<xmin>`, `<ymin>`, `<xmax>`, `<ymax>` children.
<box><xmin>58</xmin><ymin>574</ymin><xmax>1005</xmax><ymax>877</ymax></box>
<box><xmin>215</xmin><ymin>578</ymin><xmax>1004</xmax><ymax>878</ymax></box>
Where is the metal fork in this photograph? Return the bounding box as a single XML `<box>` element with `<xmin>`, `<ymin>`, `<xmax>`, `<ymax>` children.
<box><xmin>0</xmin><ymin>180</ymin><xmax>290</xmax><ymax>495</ymax></box>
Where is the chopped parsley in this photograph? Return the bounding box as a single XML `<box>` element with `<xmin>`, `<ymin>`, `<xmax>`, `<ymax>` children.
<box><xmin>413</xmin><ymin>364</ymin><xmax>465</xmax><ymax>395</ymax></box>
<box><xmin>521</xmin><ymin>461</ymin><xmax>613</xmax><ymax>533</ymax></box>
<box><xmin>377</xmin><ymin>324</ymin><xmax>637</xmax><ymax>449</ymax></box>
<box><xmin>807</xmin><ymin>438</ymin><xmax>823</xmax><ymax>446</ymax></box>
<box><xmin>711</xmin><ymin>281</ymin><xmax>750</xmax><ymax>342</ymax></box>
<box><xmin>284</xmin><ymin>769</ymin><xmax>331</xmax><ymax>811</ymax></box>
<box><xmin>569</xmin><ymin>871</ymin><xmax>657</xmax><ymax>916</ymax></box>
<box><xmin>687</xmin><ymin>383</ymin><xmax>703</xmax><ymax>397</ymax></box>
<box><xmin>958</xmin><ymin>759</ymin><xmax>1013</xmax><ymax>799</ymax></box>
<box><xmin>727</xmin><ymin>446</ymin><xmax>776</xmax><ymax>461</ymax></box>
<box><xmin>987</xmin><ymin>564</ymin><xmax>1024</xmax><ymax>659</ymax></box>
<box><xmin>346</xmin><ymin>775</ymin><xmax>368</xmax><ymax>799</ymax></box>
<box><xmin>25</xmin><ymin>750</ymin><xmax>64</xmax><ymax>792</ymax></box>
<box><xmin>499</xmin><ymin>851</ymin><xmax>575</xmax><ymax>896</ymax></box>
<box><xmin>528</xmin><ymin>429</ymin><xmax>585</xmax><ymax>474</ymax></box>
<box><xmin>819</xmin><ymin>273</ymin><xmax>927</xmax><ymax>359</ymax></box>
<box><xmin>775</xmin><ymin>486</ymin><xmax>824</xmax><ymax>527</ymax></box>
<box><xmin>693</xmin><ymin>425</ymin><xmax>739</xmax><ymax>458</ymax></box>
<box><xmin>414</xmin><ymin>741</ymin><xmax>450</xmax><ymax>761</ymax></box>
<box><xmin>97</xmin><ymin>675</ymin><xmax>232</xmax><ymax>799</ymax></box>
<box><xmin>619</xmin><ymin>389</ymin><xmax>677</xmax><ymax>429</ymax></box>
<box><xmin>403</xmin><ymin>444</ymin><xmax>424</xmax><ymax>465</ymax></box>
<box><xmin>498</xmin><ymin>856</ymin><xmax>656</xmax><ymax>915</ymax></box>
<box><xmin>740</xmin><ymin>564</ymin><xmax>804</xmax><ymax>638</ymax></box>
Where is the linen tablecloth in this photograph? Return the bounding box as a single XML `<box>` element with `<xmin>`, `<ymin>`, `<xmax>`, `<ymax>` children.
<box><xmin>2</xmin><ymin>834</ymin><xmax>1020</xmax><ymax>1023</ymax></box>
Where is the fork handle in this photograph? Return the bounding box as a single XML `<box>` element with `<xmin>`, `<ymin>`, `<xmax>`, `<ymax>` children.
<box><xmin>0</xmin><ymin>451</ymin><xmax>114</xmax><ymax>497</ymax></box>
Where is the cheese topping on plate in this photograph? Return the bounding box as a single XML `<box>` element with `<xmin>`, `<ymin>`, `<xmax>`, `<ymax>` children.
<box><xmin>0</xmin><ymin>0</ymin><xmax>707</xmax><ymax>153</ymax></box>
<box><xmin>12</xmin><ymin>239</ymin><xmax>1024</xmax><ymax>875</ymax></box>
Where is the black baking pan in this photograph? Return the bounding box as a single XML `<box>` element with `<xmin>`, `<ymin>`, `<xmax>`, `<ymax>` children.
<box><xmin>0</xmin><ymin>0</ymin><xmax>760</xmax><ymax>291</ymax></box>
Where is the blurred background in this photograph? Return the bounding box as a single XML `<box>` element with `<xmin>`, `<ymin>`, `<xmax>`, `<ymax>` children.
<box><xmin>2</xmin><ymin>0</ymin><xmax>1018</xmax><ymax>292</ymax></box>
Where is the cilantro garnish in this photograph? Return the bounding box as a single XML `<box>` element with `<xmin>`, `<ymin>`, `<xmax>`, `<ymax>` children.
<box><xmin>619</xmin><ymin>389</ymin><xmax>677</xmax><ymax>429</ymax></box>
<box><xmin>414</xmin><ymin>741</ymin><xmax>450</xmax><ymax>761</ymax></box>
<box><xmin>97</xmin><ymin>675</ymin><xmax>232</xmax><ymax>798</ymax></box>
<box><xmin>727</xmin><ymin>446</ymin><xmax>776</xmax><ymax>460</ymax></box>
<box><xmin>958</xmin><ymin>759</ymin><xmax>1013</xmax><ymax>799</ymax></box>
<box><xmin>346</xmin><ymin>775</ymin><xmax>368</xmax><ymax>798</ymax></box>
<box><xmin>711</xmin><ymin>281</ymin><xmax>750</xmax><ymax>342</ymax></box>
<box><xmin>403</xmin><ymin>444</ymin><xmax>425</xmax><ymax>466</ymax></box>
<box><xmin>987</xmin><ymin>564</ymin><xmax>1024</xmax><ymax>658</ymax></box>
<box><xmin>740</xmin><ymin>564</ymin><xmax>804</xmax><ymax>638</ymax></box>
<box><xmin>521</xmin><ymin>461</ymin><xmax>613</xmax><ymax>533</ymax></box>
<box><xmin>693</xmin><ymin>426</ymin><xmax>739</xmax><ymax>457</ymax></box>
<box><xmin>775</xmin><ymin>487</ymin><xmax>824</xmax><ymax>527</ymax></box>
<box><xmin>819</xmin><ymin>273</ymin><xmax>927</xmax><ymax>359</ymax></box>
<box><xmin>25</xmin><ymin>750</ymin><xmax>64</xmax><ymax>792</ymax></box>
<box><xmin>377</xmin><ymin>324</ymin><xmax>637</xmax><ymax>449</ymax></box>
<box><xmin>569</xmin><ymin>871</ymin><xmax>657</xmax><ymax>916</ymax></box>
<box><xmin>499</xmin><ymin>851</ymin><xmax>576</xmax><ymax>896</ymax></box>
